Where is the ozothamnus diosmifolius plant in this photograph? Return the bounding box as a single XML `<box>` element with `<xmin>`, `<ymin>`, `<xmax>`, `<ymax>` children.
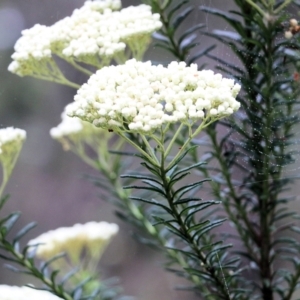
<box><xmin>1</xmin><ymin>0</ymin><xmax>300</xmax><ymax>299</ymax></box>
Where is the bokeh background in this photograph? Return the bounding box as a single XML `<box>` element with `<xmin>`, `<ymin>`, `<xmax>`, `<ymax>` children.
<box><xmin>1</xmin><ymin>0</ymin><xmax>299</xmax><ymax>299</ymax></box>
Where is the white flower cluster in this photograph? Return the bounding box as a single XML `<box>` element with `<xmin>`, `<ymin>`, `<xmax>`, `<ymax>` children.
<box><xmin>50</xmin><ymin>110</ymin><xmax>85</xmax><ymax>140</ymax></box>
<box><xmin>54</xmin><ymin>4</ymin><xmax>161</xmax><ymax>61</ymax></box>
<box><xmin>0</xmin><ymin>127</ymin><xmax>26</xmax><ymax>155</ymax></box>
<box><xmin>50</xmin><ymin>108</ymin><xmax>103</xmax><ymax>150</ymax></box>
<box><xmin>66</xmin><ymin>59</ymin><xmax>241</xmax><ymax>133</ymax></box>
<box><xmin>0</xmin><ymin>285</ymin><xmax>62</xmax><ymax>300</ymax></box>
<box><xmin>8</xmin><ymin>0</ymin><xmax>162</xmax><ymax>75</ymax></box>
<box><xmin>28</xmin><ymin>221</ymin><xmax>119</xmax><ymax>262</ymax></box>
<box><xmin>8</xmin><ymin>24</ymin><xmax>52</xmax><ymax>76</ymax></box>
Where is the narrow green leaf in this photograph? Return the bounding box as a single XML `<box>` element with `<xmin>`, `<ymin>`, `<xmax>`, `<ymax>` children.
<box><xmin>206</xmin><ymin>53</ymin><xmax>245</xmax><ymax>74</ymax></box>
<box><xmin>152</xmin><ymin>32</ymin><xmax>169</xmax><ymax>43</ymax></box>
<box><xmin>180</xmin><ymin>35</ymin><xmax>197</xmax><ymax>51</ymax></box>
<box><xmin>196</xmin><ymin>219</ymin><xmax>226</xmax><ymax>244</ymax></box>
<box><xmin>0</xmin><ymin>254</ymin><xmax>19</xmax><ymax>263</ymax></box>
<box><xmin>172</xmin><ymin>7</ymin><xmax>193</xmax><ymax>31</ymax></box>
<box><xmin>142</xmin><ymin>179</ymin><xmax>164</xmax><ymax>189</ymax></box>
<box><xmin>13</xmin><ymin>222</ymin><xmax>37</xmax><ymax>245</ymax></box>
<box><xmin>130</xmin><ymin>196</ymin><xmax>173</xmax><ymax>214</ymax></box>
<box><xmin>1</xmin><ymin>212</ymin><xmax>21</xmax><ymax>233</ymax></box>
<box><xmin>153</xmin><ymin>43</ymin><xmax>178</xmax><ymax>56</ymax></box>
<box><xmin>41</xmin><ymin>253</ymin><xmax>66</xmax><ymax>274</ymax></box>
<box><xmin>171</xmin><ymin>161</ymin><xmax>206</xmax><ymax>180</ymax></box>
<box><xmin>73</xmin><ymin>288</ymin><xmax>83</xmax><ymax>300</ymax></box>
<box><xmin>165</xmin><ymin>246</ymin><xmax>199</xmax><ymax>260</ymax></box>
<box><xmin>178</xmin><ymin>24</ymin><xmax>205</xmax><ymax>45</ymax></box>
<box><xmin>200</xmin><ymin>6</ymin><xmax>245</xmax><ymax>38</ymax></box>
<box><xmin>212</xmin><ymin>29</ymin><xmax>240</xmax><ymax>41</ymax></box>
<box><xmin>187</xmin><ymin>220</ymin><xmax>210</xmax><ymax>234</ymax></box>
<box><xmin>0</xmin><ymin>195</ymin><xmax>9</xmax><ymax>211</ymax></box>
<box><xmin>166</xmin><ymin>145</ymin><xmax>198</xmax><ymax>172</ymax></box>
<box><xmin>184</xmin><ymin>202</ymin><xmax>221</xmax><ymax>227</ymax></box>
<box><xmin>167</xmin><ymin>0</ymin><xmax>189</xmax><ymax>21</ymax></box>
<box><xmin>140</xmin><ymin>162</ymin><xmax>160</xmax><ymax>176</ymax></box>
<box><xmin>50</xmin><ymin>269</ymin><xmax>60</xmax><ymax>283</ymax></box>
<box><xmin>173</xmin><ymin>181</ymin><xmax>206</xmax><ymax>198</ymax></box>
<box><xmin>173</xmin><ymin>197</ymin><xmax>202</xmax><ymax>205</ymax></box>
<box><xmin>152</xmin><ymin>216</ymin><xmax>177</xmax><ymax>226</ymax></box>
<box><xmin>123</xmin><ymin>184</ymin><xmax>166</xmax><ymax>197</ymax></box>
<box><xmin>121</xmin><ymin>173</ymin><xmax>161</xmax><ymax>185</ymax></box>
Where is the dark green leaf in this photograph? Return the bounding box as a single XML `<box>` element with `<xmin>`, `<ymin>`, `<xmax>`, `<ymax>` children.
<box><xmin>172</xmin><ymin>7</ymin><xmax>193</xmax><ymax>31</ymax></box>
<box><xmin>13</xmin><ymin>222</ymin><xmax>37</xmax><ymax>245</ymax></box>
<box><xmin>1</xmin><ymin>212</ymin><xmax>21</xmax><ymax>233</ymax></box>
<box><xmin>167</xmin><ymin>0</ymin><xmax>189</xmax><ymax>21</ymax></box>
<box><xmin>178</xmin><ymin>24</ymin><xmax>205</xmax><ymax>45</ymax></box>
<box><xmin>130</xmin><ymin>196</ymin><xmax>173</xmax><ymax>214</ymax></box>
<box><xmin>0</xmin><ymin>195</ymin><xmax>9</xmax><ymax>211</ymax></box>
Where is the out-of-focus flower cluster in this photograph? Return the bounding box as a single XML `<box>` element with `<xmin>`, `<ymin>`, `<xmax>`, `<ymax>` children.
<box><xmin>8</xmin><ymin>0</ymin><xmax>162</xmax><ymax>76</ymax></box>
<box><xmin>0</xmin><ymin>127</ymin><xmax>26</xmax><ymax>157</ymax></box>
<box><xmin>50</xmin><ymin>108</ymin><xmax>104</xmax><ymax>151</ymax></box>
<box><xmin>285</xmin><ymin>18</ymin><xmax>300</xmax><ymax>39</ymax></box>
<box><xmin>28</xmin><ymin>221</ymin><xmax>119</xmax><ymax>263</ymax></box>
<box><xmin>66</xmin><ymin>59</ymin><xmax>241</xmax><ymax>134</ymax></box>
<box><xmin>0</xmin><ymin>285</ymin><xmax>62</xmax><ymax>300</ymax></box>
<box><xmin>0</xmin><ymin>127</ymin><xmax>26</xmax><ymax>198</ymax></box>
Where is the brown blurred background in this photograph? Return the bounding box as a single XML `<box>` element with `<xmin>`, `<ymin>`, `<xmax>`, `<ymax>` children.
<box><xmin>3</xmin><ymin>1</ymin><xmax>297</xmax><ymax>300</ymax></box>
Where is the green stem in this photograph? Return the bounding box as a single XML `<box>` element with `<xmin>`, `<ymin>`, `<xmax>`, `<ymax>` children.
<box><xmin>140</xmin><ymin>134</ymin><xmax>160</xmax><ymax>165</ymax></box>
<box><xmin>204</xmin><ymin>127</ymin><xmax>260</xmax><ymax>264</ymax></box>
<box><xmin>31</xmin><ymin>74</ymin><xmax>80</xmax><ymax>89</ymax></box>
<box><xmin>244</xmin><ymin>0</ymin><xmax>266</xmax><ymax>16</ymax></box>
<box><xmin>164</xmin><ymin>123</ymin><xmax>185</xmax><ymax>159</ymax></box>
<box><xmin>117</xmin><ymin>131</ymin><xmax>160</xmax><ymax>167</ymax></box>
<box><xmin>259</xmin><ymin>23</ymin><xmax>274</xmax><ymax>300</ymax></box>
<box><xmin>274</xmin><ymin>0</ymin><xmax>292</xmax><ymax>14</ymax></box>
<box><xmin>0</xmin><ymin>147</ymin><xmax>23</xmax><ymax>199</ymax></box>
<box><xmin>166</xmin><ymin>117</ymin><xmax>215</xmax><ymax>170</ymax></box>
<box><xmin>64</xmin><ymin>58</ymin><xmax>94</xmax><ymax>76</ymax></box>
<box><xmin>88</xmin><ymin>144</ymin><xmax>209</xmax><ymax>293</ymax></box>
<box><xmin>0</xmin><ymin>165</ymin><xmax>8</xmax><ymax>200</ymax></box>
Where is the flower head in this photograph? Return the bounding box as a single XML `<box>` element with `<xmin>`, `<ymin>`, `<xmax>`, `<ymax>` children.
<box><xmin>50</xmin><ymin>107</ymin><xmax>104</xmax><ymax>151</ymax></box>
<box><xmin>50</xmin><ymin>111</ymin><xmax>84</xmax><ymax>141</ymax></box>
<box><xmin>0</xmin><ymin>127</ymin><xmax>26</xmax><ymax>156</ymax></box>
<box><xmin>66</xmin><ymin>59</ymin><xmax>241</xmax><ymax>134</ymax></box>
<box><xmin>28</xmin><ymin>221</ymin><xmax>119</xmax><ymax>263</ymax></box>
<box><xmin>8</xmin><ymin>24</ymin><xmax>53</xmax><ymax>76</ymax></box>
<box><xmin>0</xmin><ymin>285</ymin><xmax>62</xmax><ymax>300</ymax></box>
<box><xmin>8</xmin><ymin>0</ymin><xmax>162</xmax><ymax>75</ymax></box>
<box><xmin>50</xmin><ymin>105</ymin><xmax>116</xmax><ymax>160</ymax></box>
<box><xmin>0</xmin><ymin>127</ymin><xmax>26</xmax><ymax>198</ymax></box>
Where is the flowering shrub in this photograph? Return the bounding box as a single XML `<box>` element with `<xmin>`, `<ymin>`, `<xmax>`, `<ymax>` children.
<box><xmin>1</xmin><ymin>0</ymin><xmax>300</xmax><ymax>299</ymax></box>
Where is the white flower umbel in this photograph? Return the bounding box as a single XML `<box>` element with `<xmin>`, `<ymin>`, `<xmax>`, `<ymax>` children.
<box><xmin>66</xmin><ymin>59</ymin><xmax>241</xmax><ymax>168</ymax></box>
<box><xmin>50</xmin><ymin>106</ymin><xmax>121</xmax><ymax>170</ymax></box>
<box><xmin>50</xmin><ymin>112</ymin><xmax>84</xmax><ymax>143</ymax></box>
<box><xmin>0</xmin><ymin>127</ymin><xmax>26</xmax><ymax>198</ymax></box>
<box><xmin>7</xmin><ymin>24</ymin><xmax>80</xmax><ymax>88</ymax></box>
<box><xmin>28</xmin><ymin>221</ymin><xmax>119</xmax><ymax>265</ymax></box>
<box><xmin>8</xmin><ymin>24</ymin><xmax>52</xmax><ymax>77</ymax></box>
<box><xmin>0</xmin><ymin>285</ymin><xmax>62</xmax><ymax>300</ymax></box>
<box><xmin>8</xmin><ymin>0</ymin><xmax>162</xmax><ymax>82</ymax></box>
<box><xmin>53</xmin><ymin>3</ymin><xmax>161</xmax><ymax>65</ymax></box>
